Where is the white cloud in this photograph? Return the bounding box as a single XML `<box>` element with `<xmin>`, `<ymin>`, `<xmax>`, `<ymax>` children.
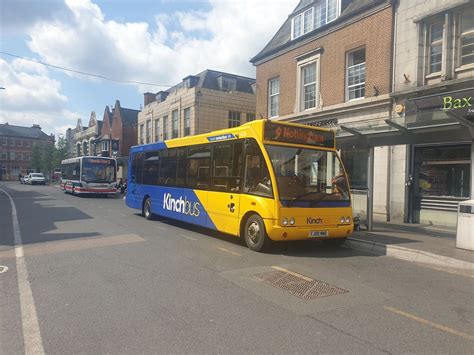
<box><xmin>26</xmin><ymin>0</ymin><xmax>296</xmax><ymax>88</ymax></box>
<box><xmin>0</xmin><ymin>59</ymin><xmax>79</xmax><ymax>136</ymax></box>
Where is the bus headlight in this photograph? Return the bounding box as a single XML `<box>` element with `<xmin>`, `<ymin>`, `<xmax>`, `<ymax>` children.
<box><xmin>289</xmin><ymin>217</ymin><xmax>295</xmax><ymax>226</ymax></box>
<box><xmin>282</xmin><ymin>218</ymin><xmax>288</xmax><ymax>226</ymax></box>
<box><xmin>340</xmin><ymin>216</ymin><xmax>346</xmax><ymax>224</ymax></box>
<box><xmin>345</xmin><ymin>217</ymin><xmax>351</xmax><ymax>224</ymax></box>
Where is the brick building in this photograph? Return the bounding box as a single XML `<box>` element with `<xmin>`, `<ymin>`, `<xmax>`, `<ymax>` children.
<box><xmin>96</xmin><ymin>100</ymin><xmax>139</xmax><ymax>178</ymax></box>
<box><xmin>0</xmin><ymin>123</ymin><xmax>55</xmax><ymax>181</ymax></box>
<box><xmin>138</xmin><ymin>69</ymin><xmax>256</xmax><ymax>144</ymax></box>
<box><xmin>251</xmin><ymin>0</ymin><xmax>394</xmax><ymax>223</ymax></box>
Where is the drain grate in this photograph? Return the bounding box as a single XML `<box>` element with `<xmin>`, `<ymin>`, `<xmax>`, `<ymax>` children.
<box><xmin>255</xmin><ymin>270</ymin><xmax>348</xmax><ymax>300</ymax></box>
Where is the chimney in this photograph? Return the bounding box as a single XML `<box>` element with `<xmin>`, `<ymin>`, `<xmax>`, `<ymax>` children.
<box><xmin>144</xmin><ymin>92</ymin><xmax>156</xmax><ymax>106</ymax></box>
<box><xmin>32</xmin><ymin>124</ymin><xmax>41</xmax><ymax>129</ymax></box>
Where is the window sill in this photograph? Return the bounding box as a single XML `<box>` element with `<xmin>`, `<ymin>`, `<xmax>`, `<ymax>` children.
<box><xmin>454</xmin><ymin>63</ymin><xmax>474</xmax><ymax>73</ymax></box>
<box><xmin>425</xmin><ymin>72</ymin><xmax>442</xmax><ymax>79</ymax></box>
<box><xmin>346</xmin><ymin>97</ymin><xmax>365</xmax><ymax>103</ymax></box>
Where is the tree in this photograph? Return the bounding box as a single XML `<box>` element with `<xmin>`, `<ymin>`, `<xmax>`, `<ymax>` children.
<box><xmin>41</xmin><ymin>142</ymin><xmax>55</xmax><ymax>177</ymax></box>
<box><xmin>52</xmin><ymin>135</ymin><xmax>68</xmax><ymax>169</ymax></box>
<box><xmin>31</xmin><ymin>143</ymin><xmax>43</xmax><ymax>172</ymax></box>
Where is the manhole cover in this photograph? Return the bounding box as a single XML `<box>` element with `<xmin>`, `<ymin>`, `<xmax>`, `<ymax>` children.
<box><xmin>255</xmin><ymin>270</ymin><xmax>348</xmax><ymax>300</ymax></box>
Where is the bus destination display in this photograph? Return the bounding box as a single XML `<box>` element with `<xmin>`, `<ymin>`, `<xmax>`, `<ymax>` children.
<box><xmin>264</xmin><ymin>122</ymin><xmax>334</xmax><ymax>148</ymax></box>
<box><xmin>85</xmin><ymin>158</ymin><xmax>114</xmax><ymax>165</ymax></box>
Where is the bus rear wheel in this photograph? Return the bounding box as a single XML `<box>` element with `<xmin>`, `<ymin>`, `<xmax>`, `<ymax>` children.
<box><xmin>142</xmin><ymin>198</ymin><xmax>152</xmax><ymax>220</ymax></box>
<box><xmin>243</xmin><ymin>214</ymin><xmax>271</xmax><ymax>252</ymax></box>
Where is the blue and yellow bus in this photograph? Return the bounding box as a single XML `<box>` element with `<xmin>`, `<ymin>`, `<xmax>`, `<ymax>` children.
<box><xmin>126</xmin><ymin>120</ymin><xmax>352</xmax><ymax>251</ymax></box>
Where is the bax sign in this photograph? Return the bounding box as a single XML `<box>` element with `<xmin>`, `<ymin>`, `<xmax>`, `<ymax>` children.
<box><xmin>406</xmin><ymin>88</ymin><xmax>474</xmax><ymax>123</ymax></box>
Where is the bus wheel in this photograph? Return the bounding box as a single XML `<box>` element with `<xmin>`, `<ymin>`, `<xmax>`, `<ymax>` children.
<box><xmin>142</xmin><ymin>198</ymin><xmax>152</xmax><ymax>220</ymax></box>
<box><xmin>243</xmin><ymin>214</ymin><xmax>271</xmax><ymax>252</ymax></box>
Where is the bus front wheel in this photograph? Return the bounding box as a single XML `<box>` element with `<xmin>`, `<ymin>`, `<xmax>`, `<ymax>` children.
<box><xmin>142</xmin><ymin>198</ymin><xmax>152</xmax><ymax>220</ymax></box>
<box><xmin>243</xmin><ymin>214</ymin><xmax>271</xmax><ymax>252</ymax></box>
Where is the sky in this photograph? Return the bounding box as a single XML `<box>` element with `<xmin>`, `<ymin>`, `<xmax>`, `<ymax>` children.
<box><xmin>0</xmin><ymin>0</ymin><xmax>296</xmax><ymax>138</ymax></box>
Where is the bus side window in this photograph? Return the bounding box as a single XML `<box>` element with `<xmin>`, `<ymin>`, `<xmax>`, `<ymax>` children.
<box><xmin>243</xmin><ymin>139</ymin><xmax>273</xmax><ymax>198</ymax></box>
<box><xmin>159</xmin><ymin>149</ymin><xmax>177</xmax><ymax>186</ymax></box>
<box><xmin>187</xmin><ymin>145</ymin><xmax>210</xmax><ymax>190</ymax></box>
<box><xmin>131</xmin><ymin>153</ymin><xmax>144</xmax><ymax>184</ymax></box>
<box><xmin>210</xmin><ymin>140</ymin><xmax>243</xmax><ymax>193</ymax></box>
<box><xmin>143</xmin><ymin>151</ymin><xmax>160</xmax><ymax>185</ymax></box>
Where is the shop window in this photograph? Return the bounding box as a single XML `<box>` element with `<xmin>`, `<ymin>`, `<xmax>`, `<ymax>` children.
<box><xmin>414</xmin><ymin>145</ymin><xmax>470</xmax><ymax>198</ymax></box>
<box><xmin>340</xmin><ymin>149</ymin><xmax>368</xmax><ymax>190</ymax></box>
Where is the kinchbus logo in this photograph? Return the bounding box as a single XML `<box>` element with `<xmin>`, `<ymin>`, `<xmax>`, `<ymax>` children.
<box><xmin>443</xmin><ymin>96</ymin><xmax>472</xmax><ymax>110</ymax></box>
<box><xmin>163</xmin><ymin>193</ymin><xmax>201</xmax><ymax>217</ymax></box>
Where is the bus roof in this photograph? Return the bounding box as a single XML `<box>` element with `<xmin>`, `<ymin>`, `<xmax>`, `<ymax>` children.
<box><xmin>61</xmin><ymin>156</ymin><xmax>116</xmax><ymax>164</ymax></box>
<box><xmin>130</xmin><ymin>119</ymin><xmax>335</xmax><ymax>153</ymax></box>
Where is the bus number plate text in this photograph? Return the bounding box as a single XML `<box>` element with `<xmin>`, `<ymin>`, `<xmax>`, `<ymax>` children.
<box><xmin>309</xmin><ymin>231</ymin><xmax>329</xmax><ymax>238</ymax></box>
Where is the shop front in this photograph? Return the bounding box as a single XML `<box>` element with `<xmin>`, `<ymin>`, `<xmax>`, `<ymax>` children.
<box><xmin>334</xmin><ymin>86</ymin><xmax>474</xmax><ymax>230</ymax></box>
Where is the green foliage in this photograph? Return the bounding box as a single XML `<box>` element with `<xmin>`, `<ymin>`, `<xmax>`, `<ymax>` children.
<box><xmin>31</xmin><ymin>143</ymin><xmax>43</xmax><ymax>172</ymax></box>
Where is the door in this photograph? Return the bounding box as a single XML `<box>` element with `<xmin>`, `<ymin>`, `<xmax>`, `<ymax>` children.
<box><xmin>207</xmin><ymin>141</ymin><xmax>243</xmax><ymax>235</ymax></box>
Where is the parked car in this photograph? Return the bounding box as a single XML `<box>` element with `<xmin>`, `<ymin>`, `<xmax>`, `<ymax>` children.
<box><xmin>28</xmin><ymin>173</ymin><xmax>46</xmax><ymax>185</ymax></box>
<box><xmin>22</xmin><ymin>175</ymin><xmax>30</xmax><ymax>184</ymax></box>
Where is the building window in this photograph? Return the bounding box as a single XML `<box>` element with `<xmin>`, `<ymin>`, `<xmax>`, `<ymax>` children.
<box><xmin>246</xmin><ymin>113</ymin><xmax>256</xmax><ymax>122</ymax></box>
<box><xmin>9</xmin><ymin>138</ymin><xmax>15</xmax><ymax>146</ymax></box>
<box><xmin>228</xmin><ymin>111</ymin><xmax>241</xmax><ymax>128</ymax></box>
<box><xmin>292</xmin><ymin>8</ymin><xmax>313</xmax><ymax>39</ymax></box>
<box><xmin>17</xmin><ymin>139</ymin><xmax>22</xmax><ymax>147</ymax></box>
<box><xmin>1</xmin><ymin>138</ymin><xmax>6</xmax><ymax>146</ymax></box>
<box><xmin>300</xmin><ymin>62</ymin><xmax>317</xmax><ymax>110</ymax></box>
<box><xmin>346</xmin><ymin>48</ymin><xmax>366</xmax><ymax>101</ymax></box>
<box><xmin>172</xmin><ymin>109</ymin><xmax>179</xmax><ymax>138</ymax></box>
<box><xmin>219</xmin><ymin>76</ymin><xmax>237</xmax><ymax>91</ymax></box>
<box><xmin>1</xmin><ymin>152</ymin><xmax>6</xmax><ymax>160</ymax></box>
<box><xmin>139</xmin><ymin>124</ymin><xmax>144</xmax><ymax>144</ymax></box>
<box><xmin>10</xmin><ymin>151</ymin><xmax>15</xmax><ymax>160</ymax></box>
<box><xmin>17</xmin><ymin>152</ymin><xmax>22</xmax><ymax>160</ymax></box>
<box><xmin>163</xmin><ymin>115</ymin><xmax>168</xmax><ymax>140</ymax></box>
<box><xmin>184</xmin><ymin>108</ymin><xmax>191</xmax><ymax>136</ymax></box>
<box><xmin>429</xmin><ymin>21</ymin><xmax>444</xmax><ymax>73</ymax></box>
<box><xmin>154</xmin><ymin>119</ymin><xmax>160</xmax><ymax>142</ymax></box>
<box><xmin>25</xmin><ymin>140</ymin><xmax>30</xmax><ymax>147</ymax></box>
<box><xmin>459</xmin><ymin>13</ymin><xmax>474</xmax><ymax>66</ymax></box>
<box><xmin>268</xmin><ymin>77</ymin><xmax>280</xmax><ymax>118</ymax></box>
<box><xmin>146</xmin><ymin>120</ymin><xmax>151</xmax><ymax>144</ymax></box>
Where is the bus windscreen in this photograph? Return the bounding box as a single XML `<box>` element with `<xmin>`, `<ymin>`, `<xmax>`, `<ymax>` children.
<box><xmin>82</xmin><ymin>158</ymin><xmax>116</xmax><ymax>183</ymax></box>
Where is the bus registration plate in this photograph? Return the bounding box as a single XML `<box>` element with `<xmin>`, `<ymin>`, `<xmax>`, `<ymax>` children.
<box><xmin>309</xmin><ymin>231</ymin><xmax>329</xmax><ymax>238</ymax></box>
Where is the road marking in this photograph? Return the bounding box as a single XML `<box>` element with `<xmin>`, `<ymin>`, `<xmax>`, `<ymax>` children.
<box><xmin>384</xmin><ymin>306</ymin><xmax>474</xmax><ymax>341</ymax></box>
<box><xmin>217</xmin><ymin>247</ymin><xmax>242</xmax><ymax>256</ymax></box>
<box><xmin>0</xmin><ymin>187</ymin><xmax>45</xmax><ymax>354</ymax></box>
<box><xmin>271</xmin><ymin>266</ymin><xmax>313</xmax><ymax>282</ymax></box>
<box><xmin>0</xmin><ymin>265</ymin><xmax>8</xmax><ymax>273</ymax></box>
<box><xmin>0</xmin><ymin>235</ymin><xmax>144</xmax><ymax>259</ymax></box>
<box><xmin>180</xmin><ymin>234</ymin><xmax>197</xmax><ymax>241</ymax></box>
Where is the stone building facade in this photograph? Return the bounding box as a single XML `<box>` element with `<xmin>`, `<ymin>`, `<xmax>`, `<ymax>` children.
<box><xmin>74</xmin><ymin>112</ymin><xmax>102</xmax><ymax>157</ymax></box>
<box><xmin>389</xmin><ymin>0</ymin><xmax>474</xmax><ymax>226</ymax></box>
<box><xmin>0</xmin><ymin>123</ymin><xmax>55</xmax><ymax>181</ymax></box>
<box><xmin>138</xmin><ymin>70</ymin><xmax>256</xmax><ymax>144</ymax></box>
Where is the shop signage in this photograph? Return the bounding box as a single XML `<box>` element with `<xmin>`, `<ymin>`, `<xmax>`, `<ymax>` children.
<box><xmin>407</xmin><ymin>88</ymin><xmax>474</xmax><ymax>122</ymax></box>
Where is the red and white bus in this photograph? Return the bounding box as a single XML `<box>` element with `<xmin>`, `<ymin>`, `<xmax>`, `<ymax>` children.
<box><xmin>60</xmin><ymin>156</ymin><xmax>117</xmax><ymax>196</ymax></box>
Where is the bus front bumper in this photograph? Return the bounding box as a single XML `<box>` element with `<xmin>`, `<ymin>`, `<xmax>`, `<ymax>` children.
<box><xmin>264</xmin><ymin>220</ymin><xmax>353</xmax><ymax>242</ymax></box>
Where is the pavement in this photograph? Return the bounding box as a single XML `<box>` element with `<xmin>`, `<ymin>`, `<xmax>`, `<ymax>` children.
<box><xmin>1</xmin><ymin>181</ymin><xmax>473</xmax><ymax>353</ymax></box>
<box><xmin>347</xmin><ymin>221</ymin><xmax>473</xmax><ymax>277</ymax></box>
